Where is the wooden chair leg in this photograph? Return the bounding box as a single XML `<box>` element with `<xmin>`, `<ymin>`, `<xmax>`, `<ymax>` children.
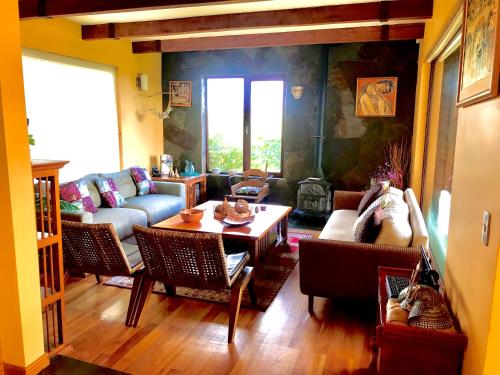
<box><xmin>126</xmin><ymin>274</ymin><xmax>144</xmax><ymax>327</ymax></box>
<box><xmin>132</xmin><ymin>278</ymin><xmax>155</xmax><ymax>328</ymax></box>
<box><xmin>247</xmin><ymin>277</ymin><xmax>257</xmax><ymax>305</ymax></box>
<box><xmin>308</xmin><ymin>295</ymin><xmax>314</xmax><ymax>314</ymax></box>
<box><xmin>164</xmin><ymin>284</ymin><xmax>176</xmax><ymax>296</ymax></box>
<box><xmin>95</xmin><ymin>274</ymin><xmax>102</xmax><ymax>284</ymax></box>
<box><xmin>228</xmin><ymin>284</ymin><xmax>244</xmax><ymax>344</ymax></box>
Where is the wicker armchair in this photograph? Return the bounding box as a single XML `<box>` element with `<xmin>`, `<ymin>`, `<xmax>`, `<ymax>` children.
<box><xmin>229</xmin><ymin>168</ymin><xmax>270</xmax><ymax>203</ymax></box>
<box><xmin>61</xmin><ymin>220</ymin><xmax>144</xmax><ymax>326</ymax></box>
<box><xmin>130</xmin><ymin>225</ymin><xmax>256</xmax><ymax>343</ymax></box>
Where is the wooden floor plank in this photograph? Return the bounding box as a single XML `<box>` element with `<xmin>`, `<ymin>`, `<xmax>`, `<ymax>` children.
<box><xmin>63</xmin><ymin>255</ymin><xmax>375</xmax><ymax>374</ymax></box>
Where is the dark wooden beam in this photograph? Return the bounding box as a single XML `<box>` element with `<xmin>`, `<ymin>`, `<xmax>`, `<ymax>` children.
<box><xmin>132</xmin><ymin>23</ymin><xmax>425</xmax><ymax>53</ymax></box>
<box><xmin>18</xmin><ymin>0</ymin><xmax>227</xmax><ymax>19</ymax></box>
<box><xmin>83</xmin><ymin>0</ymin><xmax>433</xmax><ymax>40</ymax></box>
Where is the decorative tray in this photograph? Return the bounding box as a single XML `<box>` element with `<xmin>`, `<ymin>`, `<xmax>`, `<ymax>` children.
<box><xmin>222</xmin><ymin>216</ymin><xmax>255</xmax><ymax>227</ymax></box>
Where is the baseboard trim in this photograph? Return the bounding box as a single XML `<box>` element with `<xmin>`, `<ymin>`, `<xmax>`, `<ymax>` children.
<box><xmin>3</xmin><ymin>353</ymin><xmax>49</xmax><ymax>375</ymax></box>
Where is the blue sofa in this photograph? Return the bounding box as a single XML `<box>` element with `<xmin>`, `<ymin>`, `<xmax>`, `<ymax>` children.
<box><xmin>61</xmin><ymin>168</ymin><xmax>185</xmax><ymax>239</ymax></box>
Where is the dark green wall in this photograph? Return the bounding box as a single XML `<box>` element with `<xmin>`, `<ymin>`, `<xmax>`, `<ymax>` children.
<box><xmin>162</xmin><ymin>41</ymin><xmax>419</xmax><ymax>205</ymax></box>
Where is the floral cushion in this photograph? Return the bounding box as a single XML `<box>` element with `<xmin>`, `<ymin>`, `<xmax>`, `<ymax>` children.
<box><xmin>235</xmin><ymin>186</ymin><xmax>261</xmax><ymax>196</ymax></box>
<box><xmin>130</xmin><ymin>167</ymin><xmax>158</xmax><ymax>196</ymax></box>
<box><xmin>60</xmin><ymin>179</ymin><xmax>97</xmax><ymax>213</ymax></box>
<box><xmin>96</xmin><ymin>176</ymin><xmax>126</xmax><ymax>208</ymax></box>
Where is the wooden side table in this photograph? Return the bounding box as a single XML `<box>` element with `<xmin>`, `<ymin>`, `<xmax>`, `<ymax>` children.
<box><xmin>153</xmin><ymin>174</ymin><xmax>207</xmax><ymax>208</ymax></box>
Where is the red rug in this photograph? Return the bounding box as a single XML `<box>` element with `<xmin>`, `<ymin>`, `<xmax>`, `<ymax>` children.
<box><xmin>105</xmin><ymin>231</ymin><xmax>312</xmax><ymax>311</ymax></box>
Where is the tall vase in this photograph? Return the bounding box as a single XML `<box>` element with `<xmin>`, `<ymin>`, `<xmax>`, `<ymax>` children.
<box><xmin>184</xmin><ymin>160</ymin><xmax>195</xmax><ymax>175</ymax></box>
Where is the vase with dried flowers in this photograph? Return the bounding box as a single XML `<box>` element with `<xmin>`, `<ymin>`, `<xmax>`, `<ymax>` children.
<box><xmin>372</xmin><ymin>142</ymin><xmax>410</xmax><ymax>190</ymax></box>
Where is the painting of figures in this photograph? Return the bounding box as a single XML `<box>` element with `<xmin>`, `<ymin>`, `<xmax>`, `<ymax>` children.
<box><xmin>355</xmin><ymin>77</ymin><xmax>398</xmax><ymax>117</ymax></box>
<box><xmin>459</xmin><ymin>0</ymin><xmax>500</xmax><ymax>105</ymax></box>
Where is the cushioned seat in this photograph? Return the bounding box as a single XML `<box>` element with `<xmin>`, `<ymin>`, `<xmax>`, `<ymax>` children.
<box><xmin>93</xmin><ymin>207</ymin><xmax>147</xmax><ymax>239</ymax></box>
<box><xmin>125</xmin><ymin>194</ymin><xmax>184</xmax><ymax>225</ymax></box>
<box><xmin>122</xmin><ymin>242</ymin><xmax>143</xmax><ymax>269</ymax></box>
<box><xmin>319</xmin><ymin>209</ymin><xmax>358</xmax><ymax>241</ymax></box>
<box><xmin>226</xmin><ymin>252</ymin><xmax>250</xmax><ymax>280</ymax></box>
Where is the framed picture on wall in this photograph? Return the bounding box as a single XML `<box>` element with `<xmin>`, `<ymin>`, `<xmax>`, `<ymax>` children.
<box><xmin>458</xmin><ymin>0</ymin><xmax>500</xmax><ymax>106</ymax></box>
<box><xmin>170</xmin><ymin>80</ymin><xmax>192</xmax><ymax>107</ymax></box>
<box><xmin>355</xmin><ymin>77</ymin><xmax>398</xmax><ymax>117</ymax></box>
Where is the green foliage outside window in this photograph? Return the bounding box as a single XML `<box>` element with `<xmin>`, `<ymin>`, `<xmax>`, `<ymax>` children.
<box><xmin>209</xmin><ymin>134</ymin><xmax>281</xmax><ymax>173</ymax></box>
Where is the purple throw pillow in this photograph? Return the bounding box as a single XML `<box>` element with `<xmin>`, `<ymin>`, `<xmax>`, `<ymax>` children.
<box><xmin>60</xmin><ymin>179</ymin><xmax>98</xmax><ymax>213</ymax></box>
<box><xmin>96</xmin><ymin>176</ymin><xmax>126</xmax><ymax>208</ymax></box>
<box><xmin>130</xmin><ymin>167</ymin><xmax>157</xmax><ymax>196</ymax></box>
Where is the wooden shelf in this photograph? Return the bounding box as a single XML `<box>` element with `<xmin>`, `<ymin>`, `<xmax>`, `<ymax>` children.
<box><xmin>32</xmin><ymin>160</ymin><xmax>67</xmax><ymax>356</ymax></box>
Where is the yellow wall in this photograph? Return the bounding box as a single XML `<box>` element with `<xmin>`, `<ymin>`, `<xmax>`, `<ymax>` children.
<box><xmin>20</xmin><ymin>18</ymin><xmax>163</xmax><ymax>171</ymax></box>
<box><xmin>0</xmin><ymin>0</ymin><xmax>46</xmax><ymax>368</ymax></box>
<box><xmin>413</xmin><ymin>1</ymin><xmax>500</xmax><ymax>374</ymax></box>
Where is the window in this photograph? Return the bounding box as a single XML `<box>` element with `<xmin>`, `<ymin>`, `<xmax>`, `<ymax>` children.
<box><xmin>421</xmin><ymin>38</ymin><xmax>460</xmax><ymax>274</ymax></box>
<box><xmin>22</xmin><ymin>49</ymin><xmax>120</xmax><ymax>182</ymax></box>
<box><xmin>206</xmin><ymin>76</ymin><xmax>284</xmax><ymax>174</ymax></box>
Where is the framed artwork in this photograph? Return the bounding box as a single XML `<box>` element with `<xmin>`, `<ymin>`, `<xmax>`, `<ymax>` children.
<box><xmin>458</xmin><ymin>0</ymin><xmax>500</xmax><ymax>106</ymax></box>
<box><xmin>356</xmin><ymin>77</ymin><xmax>398</xmax><ymax>117</ymax></box>
<box><xmin>169</xmin><ymin>80</ymin><xmax>192</xmax><ymax>107</ymax></box>
<box><xmin>355</xmin><ymin>77</ymin><xmax>398</xmax><ymax>117</ymax></box>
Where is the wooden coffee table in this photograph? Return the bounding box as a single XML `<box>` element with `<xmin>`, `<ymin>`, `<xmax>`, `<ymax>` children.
<box><xmin>153</xmin><ymin>201</ymin><xmax>292</xmax><ymax>266</ymax></box>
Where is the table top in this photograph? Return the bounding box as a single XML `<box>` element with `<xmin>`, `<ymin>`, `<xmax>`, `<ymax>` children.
<box><xmin>152</xmin><ymin>174</ymin><xmax>206</xmax><ymax>183</ymax></box>
<box><xmin>153</xmin><ymin>200</ymin><xmax>292</xmax><ymax>240</ymax></box>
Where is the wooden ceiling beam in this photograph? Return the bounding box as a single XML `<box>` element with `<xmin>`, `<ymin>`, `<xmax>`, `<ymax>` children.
<box><xmin>18</xmin><ymin>0</ymin><xmax>227</xmax><ymax>19</ymax></box>
<box><xmin>132</xmin><ymin>23</ymin><xmax>425</xmax><ymax>53</ymax></box>
<box><xmin>83</xmin><ymin>0</ymin><xmax>433</xmax><ymax>40</ymax></box>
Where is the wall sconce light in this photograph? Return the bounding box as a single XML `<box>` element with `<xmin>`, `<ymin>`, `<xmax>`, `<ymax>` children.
<box><xmin>291</xmin><ymin>86</ymin><xmax>304</xmax><ymax>100</ymax></box>
<box><xmin>136</xmin><ymin>73</ymin><xmax>149</xmax><ymax>91</ymax></box>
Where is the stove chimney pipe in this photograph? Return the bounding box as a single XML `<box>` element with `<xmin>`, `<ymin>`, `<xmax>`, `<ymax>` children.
<box><xmin>312</xmin><ymin>46</ymin><xmax>329</xmax><ymax>179</ymax></box>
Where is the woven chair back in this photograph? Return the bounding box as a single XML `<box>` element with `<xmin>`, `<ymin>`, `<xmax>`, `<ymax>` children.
<box><xmin>62</xmin><ymin>221</ymin><xmax>133</xmax><ymax>276</ymax></box>
<box><xmin>133</xmin><ymin>225</ymin><xmax>231</xmax><ymax>290</ymax></box>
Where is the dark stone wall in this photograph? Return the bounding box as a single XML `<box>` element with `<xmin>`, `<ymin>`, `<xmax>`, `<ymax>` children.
<box><xmin>162</xmin><ymin>41</ymin><xmax>419</xmax><ymax>206</ymax></box>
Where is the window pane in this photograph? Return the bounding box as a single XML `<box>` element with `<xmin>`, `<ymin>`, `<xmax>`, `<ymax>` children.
<box><xmin>207</xmin><ymin>78</ymin><xmax>244</xmax><ymax>172</ymax></box>
<box><xmin>250</xmin><ymin>80</ymin><xmax>283</xmax><ymax>172</ymax></box>
<box><xmin>22</xmin><ymin>50</ymin><xmax>120</xmax><ymax>182</ymax></box>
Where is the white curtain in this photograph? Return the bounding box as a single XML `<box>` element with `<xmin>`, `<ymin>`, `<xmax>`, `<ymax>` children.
<box><xmin>22</xmin><ymin>49</ymin><xmax>120</xmax><ymax>183</ymax></box>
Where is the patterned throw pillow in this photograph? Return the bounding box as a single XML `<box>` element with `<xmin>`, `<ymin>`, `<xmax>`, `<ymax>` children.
<box><xmin>353</xmin><ymin>204</ymin><xmax>382</xmax><ymax>243</ymax></box>
<box><xmin>358</xmin><ymin>183</ymin><xmax>383</xmax><ymax>215</ymax></box>
<box><xmin>96</xmin><ymin>176</ymin><xmax>126</xmax><ymax>208</ymax></box>
<box><xmin>130</xmin><ymin>167</ymin><xmax>158</xmax><ymax>196</ymax></box>
<box><xmin>60</xmin><ymin>179</ymin><xmax>98</xmax><ymax>213</ymax></box>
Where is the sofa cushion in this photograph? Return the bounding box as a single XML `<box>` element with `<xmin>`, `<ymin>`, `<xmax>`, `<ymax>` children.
<box><xmin>404</xmin><ymin>188</ymin><xmax>429</xmax><ymax>249</ymax></box>
<box><xmin>60</xmin><ymin>179</ymin><xmax>97</xmax><ymax>213</ymax></box>
<box><xmin>353</xmin><ymin>204</ymin><xmax>382</xmax><ymax>243</ymax></box>
<box><xmin>104</xmin><ymin>170</ymin><xmax>137</xmax><ymax>199</ymax></box>
<box><xmin>375</xmin><ymin>195</ymin><xmax>412</xmax><ymax>247</ymax></box>
<box><xmin>130</xmin><ymin>167</ymin><xmax>158</xmax><ymax>196</ymax></box>
<box><xmin>92</xmin><ymin>207</ymin><xmax>147</xmax><ymax>239</ymax></box>
<box><xmin>358</xmin><ymin>184</ymin><xmax>382</xmax><ymax>215</ymax></box>
<box><xmin>79</xmin><ymin>174</ymin><xmax>102</xmax><ymax>208</ymax></box>
<box><xmin>125</xmin><ymin>194</ymin><xmax>184</xmax><ymax>225</ymax></box>
<box><xmin>319</xmin><ymin>209</ymin><xmax>358</xmax><ymax>241</ymax></box>
<box><xmin>96</xmin><ymin>175</ymin><xmax>126</xmax><ymax>208</ymax></box>
<box><xmin>122</xmin><ymin>242</ymin><xmax>143</xmax><ymax>269</ymax></box>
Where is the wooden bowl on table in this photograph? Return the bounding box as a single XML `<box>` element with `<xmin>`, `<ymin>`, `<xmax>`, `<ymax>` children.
<box><xmin>180</xmin><ymin>208</ymin><xmax>204</xmax><ymax>223</ymax></box>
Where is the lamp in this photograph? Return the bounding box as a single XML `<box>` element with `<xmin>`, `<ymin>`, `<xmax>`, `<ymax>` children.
<box><xmin>291</xmin><ymin>86</ymin><xmax>304</xmax><ymax>100</ymax></box>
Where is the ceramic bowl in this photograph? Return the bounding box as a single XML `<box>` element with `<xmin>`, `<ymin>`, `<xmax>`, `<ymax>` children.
<box><xmin>180</xmin><ymin>208</ymin><xmax>204</xmax><ymax>223</ymax></box>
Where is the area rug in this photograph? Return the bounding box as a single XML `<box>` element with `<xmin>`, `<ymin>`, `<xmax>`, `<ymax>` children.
<box><xmin>104</xmin><ymin>232</ymin><xmax>312</xmax><ymax>311</ymax></box>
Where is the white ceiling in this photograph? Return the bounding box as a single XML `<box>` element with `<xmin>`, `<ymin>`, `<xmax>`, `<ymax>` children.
<box><xmin>67</xmin><ymin>0</ymin><xmax>374</xmax><ymax>25</ymax></box>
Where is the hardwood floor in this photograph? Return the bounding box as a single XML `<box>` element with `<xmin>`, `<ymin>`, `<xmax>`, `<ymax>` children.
<box><xmin>61</xmin><ymin>260</ymin><xmax>376</xmax><ymax>374</ymax></box>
